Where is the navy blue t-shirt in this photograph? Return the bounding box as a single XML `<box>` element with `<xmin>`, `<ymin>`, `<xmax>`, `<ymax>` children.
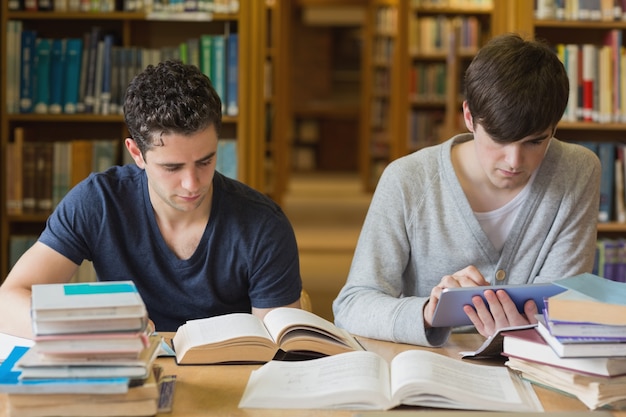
<box><xmin>39</xmin><ymin>164</ymin><xmax>302</xmax><ymax>331</ymax></box>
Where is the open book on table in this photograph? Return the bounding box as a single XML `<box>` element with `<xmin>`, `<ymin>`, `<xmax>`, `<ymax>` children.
<box><xmin>172</xmin><ymin>307</ymin><xmax>363</xmax><ymax>364</ymax></box>
<box><xmin>239</xmin><ymin>349</ymin><xmax>543</xmax><ymax>412</ymax></box>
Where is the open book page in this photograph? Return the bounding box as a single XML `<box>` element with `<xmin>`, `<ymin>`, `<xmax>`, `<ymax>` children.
<box><xmin>390</xmin><ymin>350</ymin><xmax>542</xmax><ymax>412</ymax></box>
<box><xmin>239</xmin><ymin>351</ymin><xmax>393</xmax><ymax>410</ymax></box>
<box><xmin>262</xmin><ymin>307</ymin><xmax>363</xmax><ymax>351</ymax></box>
<box><xmin>172</xmin><ymin>313</ymin><xmax>273</xmax><ymax>361</ymax></box>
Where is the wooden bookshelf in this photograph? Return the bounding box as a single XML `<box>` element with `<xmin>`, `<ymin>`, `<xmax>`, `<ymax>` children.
<box><xmin>359</xmin><ymin>0</ymin><xmax>495</xmax><ymax>191</ymax></box>
<box><xmin>0</xmin><ymin>1</ymin><xmax>267</xmax><ymax>278</ymax></box>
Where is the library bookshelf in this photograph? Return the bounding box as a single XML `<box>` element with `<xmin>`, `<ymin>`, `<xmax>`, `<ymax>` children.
<box><xmin>360</xmin><ymin>0</ymin><xmax>495</xmax><ymax>191</ymax></box>
<box><xmin>500</xmin><ymin>0</ymin><xmax>626</xmax><ymax>239</ymax></box>
<box><xmin>0</xmin><ymin>1</ymin><xmax>268</xmax><ymax>279</ymax></box>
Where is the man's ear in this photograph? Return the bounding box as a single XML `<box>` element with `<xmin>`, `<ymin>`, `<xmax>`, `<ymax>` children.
<box><xmin>125</xmin><ymin>138</ymin><xmax>145</xmax><ymax>169</ymax></box>
<box><xmin>462</xmin><ymin>101</ymin><xmax>474</xmax><ymax>133</ymax></box>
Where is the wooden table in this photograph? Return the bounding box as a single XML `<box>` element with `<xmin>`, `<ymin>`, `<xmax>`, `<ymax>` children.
<box><xmin>1</xmin><ymin>332</ymin><xmax>623</xmax><ymax>416</ymax></box>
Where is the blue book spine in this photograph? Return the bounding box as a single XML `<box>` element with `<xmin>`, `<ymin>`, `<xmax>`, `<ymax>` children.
<box><xmin>63</xmin><ymin>37</ymin><xmax>83</xmax><ymax>114</ymax></box>
<box><xmin>217</xmin><ymin>139</ymin><xmax>237</xmax><ymax>180</ymax></box>
<box><xmin>48</xmin><ymin>38</ymin><xmax>65</xmax><ymax>114</ymax></box>
<box><xmin>226</xmin><ymin>33</ymin><xmax>238</xmax><ymax>116</ymax></box>
<box><xmin>598</xmin><ymin>142</ymin><xmax>616</xmax><ymax>223</ymax></box>
<box><xmin>210</xmin><ymin>34</ymin><xmax>226</xmax><ymax>113</ymax></box>
<box><xmin>19</xmin><ymin>30</ymin><xmax>38</xmax><ymax>114</ymax></box>
<box><xmin>34</xmin><ymin>37</ymin><xmax>52</xmax><ymax>114</ymax></box>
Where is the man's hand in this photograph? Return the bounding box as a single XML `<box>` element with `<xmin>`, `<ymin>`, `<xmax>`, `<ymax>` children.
<box><xmin>424</xmin><ymin>265</ymin><xmax>489</xmax><ymax>327</ymax></box>
<box><xmin>463</xmin><ymin>290</ymin><xmax>539</xmax><ymax>337</ymax></box>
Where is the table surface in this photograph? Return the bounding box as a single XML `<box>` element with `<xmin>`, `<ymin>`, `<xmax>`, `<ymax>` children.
<box><xmin>0</xmin><ymin>332</ymin><xmax>623</xmax><ymax>417</ymax></box>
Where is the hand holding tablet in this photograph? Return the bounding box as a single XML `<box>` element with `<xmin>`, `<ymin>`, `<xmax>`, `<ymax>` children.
<box><xmin>430</xmin><ymin>283</ymin><xmax>566</xmax><ymax>327</ymax></box>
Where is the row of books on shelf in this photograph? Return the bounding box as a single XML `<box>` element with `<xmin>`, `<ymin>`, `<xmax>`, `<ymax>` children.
<box><xmin>535</xmin><ymin>0</ymin><xmax>626</xmax><ymax>21</ymax></box>
<box><xmin>577</xmin><ymin>141</ymin><xmax>626</xmax><ymax>223</ymax></box>
<box><xmin>5</xmin><ymin>128</ymin><xmax>120</xmax><ymax>216</ymax></box>
<box><xmin>556</xmin><ymin>32</ymin><xmax>626</xmax><ymax>124</ymax></box>
<box><xmin>10</xmin><ymin>0</ymin><xmax>239</xmax><ymax>13</ymax></box>
<box><xmin>410</xmin><ymin>0</ymin><xmax>492</xmax><ymax>9</ymax></box>
<box><xmin>500</xmin><ymin>273</ymin><xmax>626</xmax><ymax>410</ymax></box>
<box><xmin>5</xmin><ymin>21</ymin><xmax>239</xmax><ymax>117</ymax></box>
<box><xmin>0</xmin><ymin>281</ymin><xmax>171</xmax><ymax>416</ymax></box>
<box><xmin>408</xmin><ymin>15</ymin><xmax>483</xmax><ymax>56</ymax></box>
<box><xmin>595</xmin><ymin>238</ymin><xmax>626</xmax><ymax>282</ymax></box>
<box><xmin>4</xmin><ymin>127</ymin><xmax>238</xmax><ymax>217</ymax></box>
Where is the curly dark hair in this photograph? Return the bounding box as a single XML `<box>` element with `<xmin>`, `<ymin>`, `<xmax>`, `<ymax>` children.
<box><xmin>123</xmin><ymin>60</ymin><xmax>222</xmax><ymax>156</ymax></box>
<box><xmin>464</xmin><ymin>33</ymin><xmax>569</xmax><ymax>143</ymax></box>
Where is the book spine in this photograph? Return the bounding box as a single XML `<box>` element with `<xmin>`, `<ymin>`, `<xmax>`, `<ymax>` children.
<box><xmin>210</xmin><ymin>34</ymin><xmax>226</xmax><ymax>113</ymax></box>
<box><xmin>100</xmin><ymin>35</ymin><xmax>113</xmax><ymax>115</ymax></box>
<box><xmin>63</xmin><ymin>38</ymin><xmax>83</xmax><ymax>114</ymax></box>
<box><xmin>34</xmin><ymin>37</ymin><xmax>52</xmax><ymax>114</ymax></box>
<box><xmin>199</xmin><ymin>34</ymin><xmax>212</xmax><ymax>80</ymax></box>
<box><xmin>83</xmin><ymin>26</ymin><xmax>102</xmax><ymax>114</ymax></box>
<box><xmin>581</xmin><ymin>43</ymin><xmax>596</xmax><ymax>122</ymax></box>
<box><xmin>49</xmin><ymin>38</ymin><xmax>66</xmax><ymax>115</ymax></box>
<box><xmin>6</xmin><ymin>128</ymin><xmax>24</xmax><ymax>215</ymax></box>
<box><xmin>22</xmin><ymin>141</ymin><xmax>37</xmax><ymax>213</ymax></box>
<box><xmin>598</xmin><ymin>142</ymin><xmax>616</xmax><ymax>222</ymax></box>
<box><xmin>76</xmin><ymin>30</ymin><xmax>91</xmax><ymax>113</ymax></box>
<box><xmin>226</xmin><ymin>33</ymin><xmax>238</xmax><ymax>116</ymax></box>
<box><xmin>35</xmin><ymin>142</ymin><xmax>54</xmax><ymax>213</ymax></box>
<box><xmin>20</xmin><ymin>30</ymin><xmax>38</xmax><ymax>114</ymax></box>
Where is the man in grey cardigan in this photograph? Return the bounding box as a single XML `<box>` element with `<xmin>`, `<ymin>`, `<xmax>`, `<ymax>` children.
<box><xmin>333</xmin><ymin>34</ymin><xmax>601</xmax><ymax>347</ymax></box>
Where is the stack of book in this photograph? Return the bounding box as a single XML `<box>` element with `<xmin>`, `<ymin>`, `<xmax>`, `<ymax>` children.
<box><xmin>502</xmin><ymin>273</ymin><xmax>626</xmax><ymax>410</ymax></box>
<box><xmin>0</xmin><ymin>281</ymin><xmax>164</xmax><ymax>417</ymax></box>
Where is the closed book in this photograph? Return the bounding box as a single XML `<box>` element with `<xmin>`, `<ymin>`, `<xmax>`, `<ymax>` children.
<box><xmin>31</xmin><ymin>331</ymin><xmax>150</xmax><ymax>357</ymax></box>
<box><xmin>34</xmin><ymin>38</ymin><xmax>52</xmax><ymax>114</ymax></box>
<box><xmin>547</xmin><ymin>273</ymin><xmax>626</xmax><ymax>326</ymax></box>
<box><xmin>545</xmin><ymin>316</ymin><xmax>626</xmax><ymax>339</ymax></box>
<box><xmin>502</xmin><ymin>328</ymin><xmax>626</xmax><ymax>377</ymax></box>
<box><xmin>0</xmin><ymin>346</ymin><xmax>130</xmax><ymax>395</ymax></box>
<box><xmin>217</xmin><ymin>139</ymin><xmax>237</xmax><ymax>179</ymax></box>
<box><xmin>48</xmin><ymin>38</ymin><xmax>65</xmax><ymax>114</ymax></box>
<box><xmin>7</xmin><ymin>365</ymin><xmax>160</xmax><ymax>417</ymax></box>
<box><xmin>536</xmin><ymin>316</ymin><xmax>626</xmax><ymax>358</ymax></box>
<box><xmin>16</xmin><ymin>335</ymin><xmax>160</xmax><ymax>379</ymax></box>
<box><xmin>31</xmin><ymin>281</ymin><xmax>147</xmax><ymax>323</ymax></box>
<box><xmin>225</xmin><ymin>33</ymin><xmax>238</xmax><ymax>116</ymax></box>
<box><xmin>20</xmin><ymin>30</ymin><xmax>38</xmax><ymax>114</ymax></box>
<box><xmin>63</xmin><ymin>38</ymin><xmax>83</xmax><ymax>114</ymax></box>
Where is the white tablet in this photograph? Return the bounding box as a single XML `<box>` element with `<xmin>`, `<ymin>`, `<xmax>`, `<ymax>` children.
<box><xmin>430</xmin><ymin>283</ymin><xmax>566</xmax><ymax>327</ymax></box>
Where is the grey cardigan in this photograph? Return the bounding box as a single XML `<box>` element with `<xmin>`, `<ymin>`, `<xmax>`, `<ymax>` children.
<box><xmin>333</xmin><ymin>134</ymin><xmax>601</xmax><ymax>347</ymax></box>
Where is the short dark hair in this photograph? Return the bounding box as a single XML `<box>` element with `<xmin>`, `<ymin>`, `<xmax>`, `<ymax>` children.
<box><xmin>123</xmin><ymin>60</ymin><xmax>222</xmax><ymax>156</ymax></box>
<box><xmin>464</xmin><ymin>33</ymin><xmax>569</xmax><ymax>142</ymax></box>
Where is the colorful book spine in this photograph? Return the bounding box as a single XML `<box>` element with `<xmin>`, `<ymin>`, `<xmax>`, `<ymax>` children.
<box><xmin>20</xmin><ymin>30</ymin><xmax>38</xmax><ymax>114</ymax></box>
<box><xmin>34</xmin><ymin>37</ymin><xmax>52</xmax><ymax>114</ymax></box>
<box><xmin>63</xmin><ymin>37</ymin><xmax>83</xmax><ymax>114</ymax></box>
<box><xmin>226</xmin><ymin>33</ymin><xmax>238</xmax><ymax>116</ymax></box>
<box><xmin>210</xmin><ymin>34</ymin><xmax>226</xmax><ymax>113</ymax></box>
<box><xmin>48</xmin><ymin>38</ymin><xmax>65</xmax><ymax>115</ymax></box>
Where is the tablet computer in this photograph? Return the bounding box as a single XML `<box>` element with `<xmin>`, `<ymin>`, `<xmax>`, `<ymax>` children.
<box><xmin>430</xmin><ymin>283</ymin><xmax>566</xmax><ymax>327</ymax></box>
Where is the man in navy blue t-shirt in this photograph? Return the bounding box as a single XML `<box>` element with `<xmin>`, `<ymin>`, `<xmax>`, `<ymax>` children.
<box><xmin>0</xmin><ymin>60</ymin><xmax>302</xmax><ymax>336</ymax></box>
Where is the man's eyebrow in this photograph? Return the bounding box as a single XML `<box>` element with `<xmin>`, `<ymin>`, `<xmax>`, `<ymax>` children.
<box><xmin>158</xmin><ymin>152</ymin><xmax>217</xmax><ymax>167</ymax></box>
